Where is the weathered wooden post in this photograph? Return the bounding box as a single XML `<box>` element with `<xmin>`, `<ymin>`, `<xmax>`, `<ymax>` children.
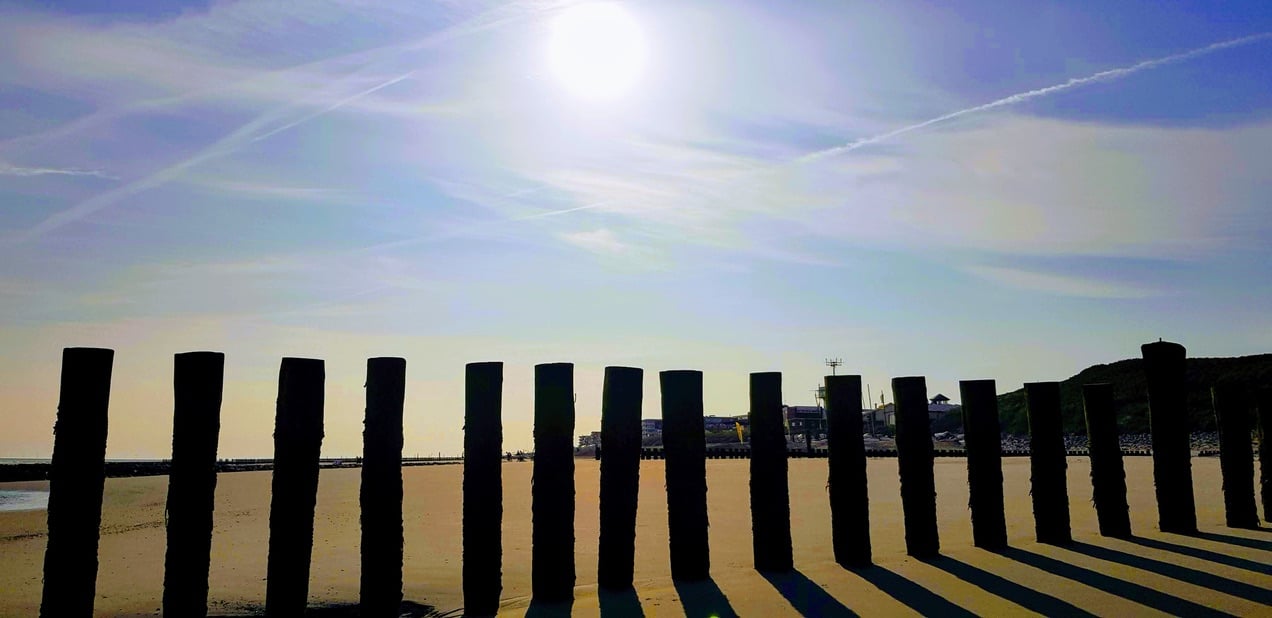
<box><xmin>826</xmin><ymin>375</ymin><xmax>870</xmax><ymax>566</ymax></box>
<box><xmin>959</xmin><ymin>379</ymin><xmax>1007</xmax><ymax>550</ymax></box>
<box><xmin>661</xmin><ymin>370</ymin><xmax>710</xmax><ymax>580</ymax></box>
<box><xmin>464</xmin><ymin>362</ymin><xmax>503</xmax><ymax>616</ymax></box>
<box><xmin>1025</xmin><ymin>382</ymin><xmax>1071</xmax><ymax>544</ymax></box>
<box><xmin>532</xmin><ymin>363</ymin><xmax>575</xmax><ymax>602</ymax></box>
<box><xmin>598</xmin><ymin>366</ymin><xmax>643</xmax><ymax>590</ymax></box>
<box><xmin>163</xmin><ymin>351</ymin><xmax>224</xmax><ymax>618</ymax></box>
<box><xmin>360</xmin><ymin>357</ymin><xmax>406</xmax><ymax>616</ymax></box>
<box><xmin>1212</xmin><ymin>385</ymin><xmax>1258</xmax><ymax>528</ymax></box>
<box><xmin>265</xmin><ymin>357</ymin><xmax>325</xmax><ymax>617</ymax></box>
<box><xmin>1082</xmin><ymin>383</ymin><xmax>1130</xmax><ymax>538</ymax></box>
<box><xmin>40</xmin><ymin>347</ymin><xmax>113</xmax><ymax>618</ymax></box>
<box><xmin>1141</xmin><ymin>341</ymin><xmax>1197</xmax><ymax>533</ymax></box>
<box><xmin>893</xmin><ymin>376</ymin><xmax>939</xmax><ymax>558</ymax></box>
<box><xmin>750</xmin><ymin>372</ymin><xmax>792</xmax><ymax>572</ymax></box>
<box><xmin>1259</xmin><ymin>387</ymin><xmax>1271</xmax><ymax>522</ymax></box>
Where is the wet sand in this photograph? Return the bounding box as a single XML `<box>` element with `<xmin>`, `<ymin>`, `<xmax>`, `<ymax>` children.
<box><xmin>1</xmin><ymin>457</ymin><xmax>1268</xmax><ymax>616</ymax></box>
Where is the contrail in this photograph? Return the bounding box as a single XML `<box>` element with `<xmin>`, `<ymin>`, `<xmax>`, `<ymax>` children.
<box><xmin>799</xmin><ymin>31</ymin><xmax>1272</xmax><ymax>163</ymax></box>
<box><xmin>5</xmin><ymin>70</ymin><xmax>415</xmax><ymax>245</ymax></box>
<box><xmin>0</xmin><ymin>164</ymin><xmax>117</xmax><ymax>180</ymax></box>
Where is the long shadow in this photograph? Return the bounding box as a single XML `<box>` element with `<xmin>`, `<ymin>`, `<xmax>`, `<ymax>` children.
<box><xmin>853</xmin><ymin>565</ymin><xmax>977</xmax><ymax>618</ymax></box>
<box><xmin>1000</xmin><ymin>547</ymin><xmax>1234</xmax><ymax>618</ymax></box>
<box><xmin>598</xmin><ymin>587</ymin><xmax>645</xmax><ymax>618</ymax></box>
<box><xmin>1066</xmin><ymin>541</ymin><xmax>1272</xmax><ymax>605</ymax></box>
<box><xmin>1186</xmin><ymin>531</ymin><xmax>1272</xmax><ymax>552</ymax></box>
<box><xmin>674</xmin><ymin>578</ymin><xmax>739</xmax><ymax>618</ymax></box>
<box><xmin>759</xmin><ymin>569</ymin><xmax>858</xmax><ymax>617</ymax></box>
<box><xmin>1125</xmin><ymin>536</ymin><xmax>1272</xmax><ymax>576</ymax></box>
<box><xmin>926</xmin><ymin>556</ymin><xmax>1096</xmax><ymax>617</ymax></box>
<box><xmin>525</xmin><ymin>599</ymin><xmax>574</xmax><ymax>618</ymax></box>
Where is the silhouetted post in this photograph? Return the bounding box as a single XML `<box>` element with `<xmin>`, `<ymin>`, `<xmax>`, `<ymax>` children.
<box><xmin>1259</xmin><ymin>387</ymin><xmax>1271</xmax><ymax>522</ymax></box>
<box><xmin>532</xmin><ymin>363</ymin><xmax>575</xmax><ymax>602</ymax></box>
<box><xmin>1213</xmin><ymin>385</ymin><xmax>1258</xmax><ymax>528</ymax></box>
<box><xmin>598</xmin><ymin>366</ymin><xmax>643</xmax><ymax>590</ymax></box>
<box><xmin>661</xmin><ymin>370</ymin><xmax>710</xmax><ymax>580</ymax></box>
<box><xmin>40</xmin><ymin>347</ymin><xmax>113</xmax><ymax>618</ymax></box>
<box><xmin>1082</xmin><ymin>383</ymin><xmax>1130</xmax><ymax>538</ymax></box>
<box><xmin>893</xmin><ymin>377</ymin><xmax>939</xmax><ymax>558</ymax></box>
<box><xmin>361</xmin><ymin>358</ymin><xmax>406</xmax><ymax>616</ymax></box>
<box><xmin>750</xmin><ymin>372</ymin><xmax>792</xmax><ymax>572</ymax></box>
<box><xmin>960</xmin><ymin>379</ymin><xmax>1007</xmax><ymax>550</ymax></box>
<box><xmin>163</xmin><ymin>352</ymin><xmax>224</xmax><ymax>618</ymax></box>
<box><xmin>826</xmin><ymin>375</ymin><xmax>870</xmax><ymax>566</ymax></box>
<box><xmin>265</xmin><ymin>358</ymin><xmax>325</xmax><ymax>617</ymax></box>
<box><xmin>1141</xmin><ymin>341</ymin><xmax>1197</xmax><ymax>533</ymax></box>
<box><xmin>464</xmin><ymin>362</ymin><xmax>503</xmax><ymax>616</ymax></box>
<box><xmin>1025</xmin><ymin>382</ymin><xmax>1071</xmax><ymax>544</ymax></box>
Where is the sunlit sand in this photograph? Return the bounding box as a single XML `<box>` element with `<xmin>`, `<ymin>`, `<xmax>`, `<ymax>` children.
<box><xmin>0</xmin><ymin>457</ymin><xmax>1267</xmax><ymax>616</ymax></box>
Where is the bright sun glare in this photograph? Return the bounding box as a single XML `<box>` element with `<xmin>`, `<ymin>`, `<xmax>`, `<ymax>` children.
<box><xmin>547</xmin><ymin>3</ymin><xmax>648</xmax><ymax>100</ymax></box>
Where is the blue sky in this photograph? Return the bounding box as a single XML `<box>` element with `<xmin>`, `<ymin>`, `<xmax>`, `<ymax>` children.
<box><xmin>1</xmin><ymin>0</ymin><xmax>1270</xmax><ymax>458</ymax></box>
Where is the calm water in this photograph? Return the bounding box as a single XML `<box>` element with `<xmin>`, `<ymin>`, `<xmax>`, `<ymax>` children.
<box><xmin>0</xmin><ymin>490</ymin><xmax>49</xmax><ymax>511</ymax></box>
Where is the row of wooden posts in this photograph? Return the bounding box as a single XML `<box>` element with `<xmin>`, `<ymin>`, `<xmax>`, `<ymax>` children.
<box><xmin>37</xmin><ymin>342</ymin><xmax>1270</xmax><ymax>617</ymax></box>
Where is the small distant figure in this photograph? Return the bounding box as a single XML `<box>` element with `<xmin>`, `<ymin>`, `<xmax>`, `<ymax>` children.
<box><xmin>506</xmin><ymin>451</ymin><xmax>512</xmax><ymax>462</ymax></box>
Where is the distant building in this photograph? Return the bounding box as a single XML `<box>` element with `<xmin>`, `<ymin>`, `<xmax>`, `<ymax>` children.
<box><xmin>641</xmin><ymin>418</ymin><xmax>662</xmax><ymax>437</ymax></box>
<box><xmin>578</xmin><ymin>431</ymin><xmax>602</xmax><ymax>447</ymax></box>
<box><xmin>783</xmin><ymin>405</ymin><xmax>826</xmax><ymax>437</ymax></box>
<box><xmin>873</xmin><ymin>396</ymin><xmax>961</xmax><ymax>426</ymax></box>
<box><xmin>704</xmin><ymin>415</ymin><xmax>749</xmax><ymax>431</ymax></box>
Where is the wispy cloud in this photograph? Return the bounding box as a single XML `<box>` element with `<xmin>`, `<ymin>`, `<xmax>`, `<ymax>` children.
<box><xmin>560</xmin><ymin>228</ymin><xmax>627</xmax><ymax>253</ymax></box>
<box><xmin>800</xmin><ymin>31</ymin><xmax>1272</xmax><ymax>162</ymax></box>
<box><xmin>964</xmin><ymin>265</ymin><xmax>1166</xmax><ymax>299</ymax></box>
<box><xmin>0</xmin><ymin>163</ymin><xmax>117</xmax><ymax>180</ymax></box>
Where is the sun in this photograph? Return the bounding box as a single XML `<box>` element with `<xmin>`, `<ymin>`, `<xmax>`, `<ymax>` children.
<box><xmin>547</xmin><ymin>3</ymin><xmax>648</xmax><ymax>101</ymax></box>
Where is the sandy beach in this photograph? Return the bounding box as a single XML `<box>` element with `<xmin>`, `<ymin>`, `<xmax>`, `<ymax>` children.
<box><xmin>1</xmin><ymin>456</ymin><xmax>1268</xmax><ymax>616</ymax></box>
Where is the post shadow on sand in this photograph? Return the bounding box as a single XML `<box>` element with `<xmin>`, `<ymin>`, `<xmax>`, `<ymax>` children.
<box><xmin>524</xmin><ymin>599</ymin><xmax>574</xmax><ymax>618</ymax></box>
<box><xmin>1125</xmin><ymin>535</ymin><xmax>1272</xmax><ymax>576</ymax></box>
<box><xmin>673</xmin><ymin>578</ymin><xmax>738</xmax><ymax>618</ymax></box>
<box><xmin>925</xmin><ymin>556</ymin><xmax>1096</xmax><ymax>618</ymax></box>
<box><xmin>852</xmin><ymin>565</ymin><xmax>976</xmax><ymax>618</ymax></box>
<box><xmin>1000</xmin><ymin>547</ymin><xmax>1230</xmax><ymax>617</ymax></box>
<box><xmin>1062</xmin><ymin>541</ymin><xmax>1272</xmax><ymax>606</ymax></box>
<box><xmin>759</xmin><ymin>569</ymin><xmax>858</xmax><ymax>618</ymax></box>
<box><xmin>597</xmin><ymin>587</ymin><xmax>644</xmax><ymax>618</ymax></box>
<box><xmin>1182</xmin><ymin>530</ymin><xmax>1272</xmax><ymax>552</ymax></box>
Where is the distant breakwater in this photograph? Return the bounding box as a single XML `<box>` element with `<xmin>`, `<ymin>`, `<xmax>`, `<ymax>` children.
<box><xmin>0</xmin><ymin>457</ymin><xmax>461</xmax><ymax>483</ymax></box>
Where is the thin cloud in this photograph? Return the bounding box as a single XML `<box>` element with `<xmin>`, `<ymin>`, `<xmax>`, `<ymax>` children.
<box><xmin>0</xmin><ymin>164</ymin><xmax>117</xmax><ymax>180</ymax></box>
<box><xmin>560</xmin><ymin>228</ymin><xmax>627</xmax><ymax>253</ymax></box>
<box><xmin>800</xmin><ymin>31</ymin><xmax>1272</xmax><ymax>162</ymax></box>
<box><xmin>965</xmin><ymin>265</ymin><xmax>1165</xmax><ymax>299</ymax></box>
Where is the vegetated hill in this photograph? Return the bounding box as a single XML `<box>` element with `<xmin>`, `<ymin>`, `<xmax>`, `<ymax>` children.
<box><xmin>996</xmin><ymin>354</ymin><xmax>1272</xmax><ymax>435</ymax></box>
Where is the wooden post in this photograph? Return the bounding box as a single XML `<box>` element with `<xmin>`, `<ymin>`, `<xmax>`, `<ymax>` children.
<box><xmin>532</xmin><ymin>363</ymin><xmax>575</xmax><ymax>602</ymax></box>
<box><xmin>265</xmin><ymin>358</ymin><xmax>325</xmax><ymax>617</ymax></box>
<box><xmin>1259</xmin><ymin>387</ymin><xmax>1271</xmax><ymax>523</ymax></box>
<box><xmin>598</xmin><ymin>366</ymin><xmax>643</xmax><ymax>590</ymax></box>
<box><xmin>749</xmin><ymin>372</ymin><xmax>792</xmax><ymax>572</ymax></box>
<box><xmin>826</xmin><ymin>375</ymin><xmax>870</xmax><ymax>566</ymax></box>
<box><xmin>163</xmin><ymin>351</ymin><xmax>224</xmax><ymax>618</ymax></box>
<box><xmin>893</xmin><ymin>377</ymin><xmax>939</xmax><ymax>558</ymax></box>
<box><xmin>1025</xmin><ymin>382</ymin><xmax>1070</xmax><ymax>544</ymax></box>
<box><xmin>463</xmin><ymin>362</ymin><xmax>503</xmax><ymax>616</ymax></box>
<box><xmin>661</xmin><ymin>370</ymin><xmax>710</xmax><ymax>580</ymax></box>
<box><xmin>40</xmin><ymin>347</ymin><xmax>113</xmax><ymax>618</ymax></box>
<box><xmin>1212</xmin><ymin>385</ymin><xmax>1258</xmax><ymax>528</ymax></box>
<box><xmin>1083</xmin><ymin>383</ymin><xmax>1131</xmax><ymax>537</ymax></box>
<box><xmin>1141</xmin><ymin>341</ymin><xmax>1197</xmax><ymax>533</ymax></box>
<box><xmin>959</xmin><ymin>379</ymin><xmax>1007</xmax><ymax>550</ymax></box>
<box><xmin>360</xmin><ymin>358</ymin><xmax>406</xmax><ymax>616</ymax></box>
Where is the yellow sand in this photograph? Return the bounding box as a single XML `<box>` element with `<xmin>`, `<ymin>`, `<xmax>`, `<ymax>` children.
<box><xmin>1</xmin><ymin>457</ymin><xmax>1269</xmax><ymax>616</ymax></box>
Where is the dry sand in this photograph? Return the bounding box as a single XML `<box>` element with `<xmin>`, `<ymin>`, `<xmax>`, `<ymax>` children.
<box><xmin>1</xmin><ymin>457</ymin><xmax>1269</xmax><ymax>616</ymax></box>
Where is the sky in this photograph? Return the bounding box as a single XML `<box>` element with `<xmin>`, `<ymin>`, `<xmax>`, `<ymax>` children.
<box><xmin>1</xmin><ymin>0</ymin><xmax>1270</xmax><ymax>458</ymax></box>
